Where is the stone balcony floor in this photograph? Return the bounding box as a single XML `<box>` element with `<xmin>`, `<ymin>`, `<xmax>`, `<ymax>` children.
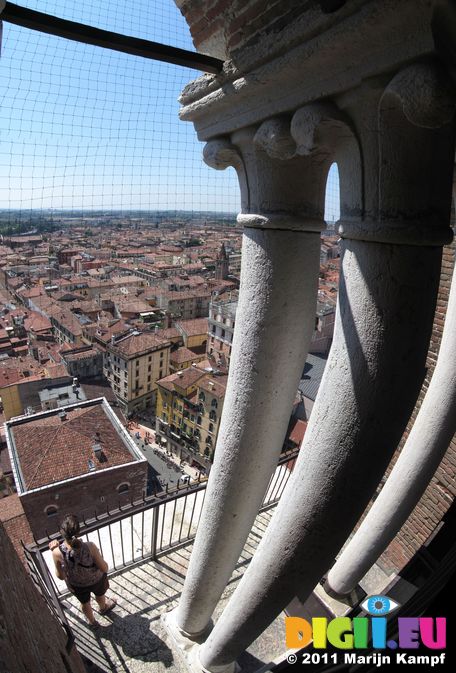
<box><xmin>63</xmin><ymin>508</ymin><xmax>287</xmax><ymax>673</ymax></box>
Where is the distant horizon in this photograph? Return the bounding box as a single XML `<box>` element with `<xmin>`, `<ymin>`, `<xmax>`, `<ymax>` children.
<box><xmin>0</xmin><ymin>1</ymin><xmax>339</xmax><ymax>220</ymax></box>
<box><xmin>0</xmin><ymin>208</ymin><xmax>238</xmax><ymax>214</ymax></box>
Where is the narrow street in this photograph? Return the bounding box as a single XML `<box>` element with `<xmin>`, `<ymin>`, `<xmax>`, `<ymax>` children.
<box><xmin>127</xmin><ymin>421</ymin><xmax>198</xmax><ymax>494</ymax></box>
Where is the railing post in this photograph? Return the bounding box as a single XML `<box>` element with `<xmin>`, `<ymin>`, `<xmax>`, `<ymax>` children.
<box><xmin>151</xmin><ymin>505</ymin><xmax>160</xmax><ymax>560</ymax></box>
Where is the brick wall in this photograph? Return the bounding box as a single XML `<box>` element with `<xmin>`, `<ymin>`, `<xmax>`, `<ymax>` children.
<box><xmin>0</xmin><ymin>520</ymin><xmax>86</xmax><ymax>673</ymax></box>
<box><xmin>21</xmin><ymin>462</ymin><xmax>148</xmax><ymax>540</ymax></box>
<box><xmin>175</xmin><ymin>0</ymin><xmax>308</xmax><ymax>59</ymax></box>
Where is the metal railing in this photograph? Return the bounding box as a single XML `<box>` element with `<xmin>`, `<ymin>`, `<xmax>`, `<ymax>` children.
<box><xmin>22</xmin><ymin>542</ymin><xmax>75</xmax><ymax>653</ymax></box>
<box><xmin>25</xmin><ymin>448</ymin><xmax>299</xmax><ymax>638</ymax></box>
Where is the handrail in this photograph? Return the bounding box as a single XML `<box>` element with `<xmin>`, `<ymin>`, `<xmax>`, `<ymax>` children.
<box><xmin>25</xmin><ymin>448</ymin><xmax>298</xmax><ymax>604</ymax></box>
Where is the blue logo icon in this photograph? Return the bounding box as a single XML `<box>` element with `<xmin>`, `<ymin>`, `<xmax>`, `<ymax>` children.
<box><xmin>361</xmin><ymin>595</ymin><xmax>400</xmax><ymax>616</ymax></box>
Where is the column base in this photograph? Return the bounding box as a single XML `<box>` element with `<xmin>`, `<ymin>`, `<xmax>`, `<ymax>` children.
<box><xmin>314</xmin><ymin>577</ymin><xmax>366</xmax><ymax>616</ymax></box>
<box><xmin>162</xmin><ymin>610</ymin><xmax>239</xmax><ymax>673</ymax></box>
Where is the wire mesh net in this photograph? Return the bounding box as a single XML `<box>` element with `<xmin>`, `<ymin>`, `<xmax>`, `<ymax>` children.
<box><xmin>324</xmin><ymin>162</ymin><xmax>340</xmax><ymax>227</ymax></box>
<box><xmin>0</xmin><ymin>0</ymin><xmax>240</xmax><ymax>225</ymax></box>
<box><xmin>0</xmin><ymin>0</ymin><xmax>340</xmax><ymax>228</ymax></box>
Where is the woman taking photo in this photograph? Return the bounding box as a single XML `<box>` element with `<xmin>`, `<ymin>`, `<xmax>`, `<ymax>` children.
<box><xmin>50</xmin><ymin>514</ymin><xmax>117</xmax><ymax>627</ymax></box>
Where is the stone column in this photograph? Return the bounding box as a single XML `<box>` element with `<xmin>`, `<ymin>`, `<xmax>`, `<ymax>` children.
<box><xmin>196</xmin><ymin>63</ymin><xmax>455</xmax><ymax>672</ymax></box>
<box><xmin>168</xmin><ymin>120</ymin><xmax>330</xmax><ymax>640</ymax></box>
<box><xmin>326</xmin><ymin>255</ymin><xmax>456</xmax><ymax>595</ymax></box>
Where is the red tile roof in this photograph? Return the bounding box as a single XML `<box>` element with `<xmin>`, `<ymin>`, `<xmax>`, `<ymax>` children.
<box><xmin>24</xmin><ymin>311</ymin><xmax>52</xmax><ymax>334</ymax></box>
<box><xmin>170</xmin><ymin>346</ymin><xmax>202</xmax><ymax>364</ymax></box>
<box><xmin>176</xmin><ymin>317</ymin><xmax>209</xmax><ymax>337</ymax></box>
<box><xmin>198</xmin><ymin>375</ymin><xmax>228</xmax><ymax>399</ymax></box>
<box><xmin>10</xmin><ymin>402</ymin><xmax>140</xmax><ymax>491</ymax></box>
<box><xmin>110</xmin><ymin>332</ymin><xmax>170</xmax><ymax>358</ymax></box>
<box><xmin>157</xmin><ymin>367</ymin><xmax>206</xmax><ymax>392</ymax></box>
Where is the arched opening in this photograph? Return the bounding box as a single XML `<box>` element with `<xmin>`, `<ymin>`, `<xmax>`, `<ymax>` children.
<box><xmin>324</xmin><ymin>162</ymin><xmax>340</xmax><ymax>229</ymax></box>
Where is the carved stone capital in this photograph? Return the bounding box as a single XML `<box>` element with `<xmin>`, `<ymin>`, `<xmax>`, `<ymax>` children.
<box><xmin>376</xmin><ymin>61</ymin><xmax>456</xmax><ymax>232</ymax></box>
<box><xmin>291</xmin><ymin>103</ymin><xmax>348</xmax><ymax>156</ymax></box>
<box><xmin>383</xmin><ymin>62</ymin><xmax>456</xmax><ymax>129</ymax></box>
<box><xmin>203</xmin><ymin>137</ymin><xmax>249</xmax><ymax>211</ymax></box>
<box><xmin>253</xmin><ymin>118</ymin><xmax>296</xmax><ymax>160</ymax></box>
<box><xmin>203</xmin><ymin>139</ymin><xmax>242</xmax><ymax>171</ymax></box>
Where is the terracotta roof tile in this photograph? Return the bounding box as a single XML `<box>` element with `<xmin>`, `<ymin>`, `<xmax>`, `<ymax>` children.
<box><xmin>170</xmin><ymin>347</ymin><xmax>202</xmax><ymax>364</ymax></box>
<box><xmin>110</xmin><ymin>332</ymin><xmax>170</xmax><ymax>358</ymax></box>
<box><xmin>157</xmin><ymin>367</ymin><xmax>206</xmax><ymax>391</ymax></box>
<box><xmin>10</xmin><ymin>402</ymin><xmax>140</xmax><ymax>490</ymax></box>
<box><xmin>176</xmin><ymin>318</ymin><xmax>208</xmax><ymax>337</ymax></box>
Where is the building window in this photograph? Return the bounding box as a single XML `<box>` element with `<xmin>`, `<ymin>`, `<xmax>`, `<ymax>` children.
<box><xmin>148</xmin><ymin>375</ymin><xmax>151</xmax><ymax>382</ymax></box>
<box><xmin>211</xmin><ymin>399</ymin><xmax>218</xmax><ymax>408</ymax></box>
<box><xmin>210</xmin><ymin>410</ymin><xmax>217</xmax><ymax>421</ymax></box>
<box><xmin>209</xmin><ymin>423</ymin><xmax>214</xmax><ymax>433</ymax></box>
<box><xmin>148</xmin><ymin>355</ymin><xmax>152</xmax><ymax>362</ymax></box>
<box><xmin>147</xmin><ymin>384</ymin><xmax>151</xmax><ymax>391</ymax></box>
<box><xmin>197</xmin><ymin>415</ymin><xmax>202</xmax><ymax>425</ymax></box>
<box><xmin>117</xmin><ymin>483</ymin><xmax>130</xmax><ymax>494</ymax></box>
<box><xmin>45</xmin><ymin>505</ymin><xmax>59</xmax><ymax>517</ymax></box>
<box><xmin>159</xmin><ymin>369</ymin><xmax>163</xmax><ymax>378</ymax></box>
<box><xmin>148</xmin><ymin>365</ymin><xmax>151</xmax><ymax>372</ymax></box>
<box><xmin>199</xmin><ymin>391</ymin><xmax>205</xmax><ymax>402</ymax></box>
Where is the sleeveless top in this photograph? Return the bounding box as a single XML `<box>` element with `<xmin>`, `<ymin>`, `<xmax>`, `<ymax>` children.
<box><xmin>59</xmin><ymin>541</ymin><xmax>104</xmax><ymax>587</ymax></box>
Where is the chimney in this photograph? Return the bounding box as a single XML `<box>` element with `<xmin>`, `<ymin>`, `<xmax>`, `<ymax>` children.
<box><xmin>111</xmin><ymin>334</ymin><xmax>116</xmax><ymax>345</ymax></box>
<box><xmin>92</xmin><ymin>442</ymin><xmax>102</xmax><ymax>461</ymax></box>
<box><xmin>59</xmin><ymin>410</ymin><xmax>67</xmax><ymax>421</ymax></box>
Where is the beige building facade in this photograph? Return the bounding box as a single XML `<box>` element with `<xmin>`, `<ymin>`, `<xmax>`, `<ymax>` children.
<box><xmin>104</xmin><ymin>331</ymin><xmax>170</xmax><ymax>415</ymax></box>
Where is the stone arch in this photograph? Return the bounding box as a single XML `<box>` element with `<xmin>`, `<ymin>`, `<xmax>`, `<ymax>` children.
<box><xmin>290</xmin><ymin>102</ymin><xmax>363</xmax><ymax>227</ymax></box>
<box><xmin>324</xmin><ymin>162</ymin><xmax>340</xmax><ymax>226</ymax></box>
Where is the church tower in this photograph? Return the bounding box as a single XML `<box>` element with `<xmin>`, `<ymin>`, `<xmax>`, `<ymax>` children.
<box><xmin>215</xmin><ymin>242</ymin><xmax>229</xmax><ymax>280</ymax></box>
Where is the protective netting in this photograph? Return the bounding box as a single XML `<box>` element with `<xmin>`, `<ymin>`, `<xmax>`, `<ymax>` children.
<box><xmin>324</xmin><ymin>162</ymin><xmax>340</xmax><ymax>227</ymax></box>
<box><xmin>0</xmin><ymin>0</ymin><xmax>340</xmax><ymax>226</ymax></box>
<box><xmin>0</xmin><ymin>0</ymin><xmax>240</xmax><ymax>223</ymax></box>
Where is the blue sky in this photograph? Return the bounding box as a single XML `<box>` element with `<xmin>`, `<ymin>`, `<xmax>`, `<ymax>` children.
<box><xmin>0</xmin><ymin>0</ymin><xmax>339</xmax><ymax>220</ymax></box>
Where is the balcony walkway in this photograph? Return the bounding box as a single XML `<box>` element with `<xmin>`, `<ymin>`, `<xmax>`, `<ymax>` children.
<box><xmin>62</xmin><ymin>508</ymin><xmax>285</xmax><ymax>673</ymax></box>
